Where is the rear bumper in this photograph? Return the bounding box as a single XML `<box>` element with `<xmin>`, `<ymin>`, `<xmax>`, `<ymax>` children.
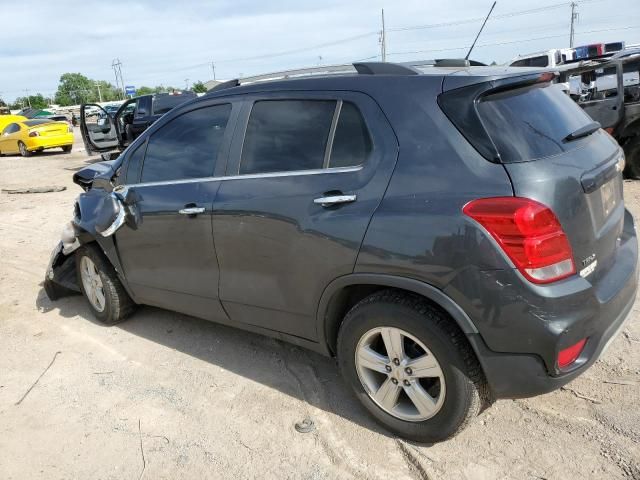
<box><xmin>470</xmin><ymin>280</ymin><xmax>636</xmax><ymax>398</ymax></box>
<box><xmin>454</xmin><ymin>208</ymin><xmax>638</xmax><ymax>399</ymax></box>
<box><xmin>25</xmin><ymin>133</ymin><xmax>73</xmax><ymax>150</ymax></box>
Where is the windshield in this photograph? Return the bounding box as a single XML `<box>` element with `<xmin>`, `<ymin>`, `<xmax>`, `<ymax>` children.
<box><xmin>476</xmin><ymin>83</ymin><xmax>594</xmax><ymax>162</ymax></box>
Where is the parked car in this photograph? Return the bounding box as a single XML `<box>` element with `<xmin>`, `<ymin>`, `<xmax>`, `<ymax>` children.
<box><xmin>80</xmin><ymin>92</ymin><xmax>197</xmax><ymax>157</ymax></box>
<box><xmin>0</xmin><ymin>114</ymin><xmax>28</xmax><ymax>132</ymax></box>
<box><xmin>556</xmin><ymin>48</ymin><xmax>640</xmax><ymax>177</ymax></box>
<box><xmin>45</xmin><ymin>60</ymin><xmax>637</xmax><ymax>443</ymax></box>
<box><xmin>0</xmin><ymin>118</ymin><xmax>73</xmax><ymax>156</ymax></box>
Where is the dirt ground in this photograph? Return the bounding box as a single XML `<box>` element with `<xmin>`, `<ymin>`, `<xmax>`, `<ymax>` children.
<box><xmin>1</xmin><ymin>132</ymin><xmax>639</xmax><ymax>480</ymax></box>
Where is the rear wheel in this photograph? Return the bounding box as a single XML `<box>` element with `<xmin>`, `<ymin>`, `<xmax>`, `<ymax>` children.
<box><xmin>623</xmin><ymin>136</ymin><xmax>640</xmax><ymax>179</ymax></box>
<box><xmin>18</xmin><ymin>141</ymin><xmax>31</xmax><ymax>157</ymax></box>
<box><xmin>62</xmin><ymin>145</ymin><xmax>72</xmax><ymax>153</ymax></box>
<box><xmin>337</xmin><ymin>290</ymin><xmax>488</xmax><ymax>443</ymax></box>
<box><xmin>76</xmin><ymin>244</ymin><xmax>135</xmax><ymax>324</ymax></box>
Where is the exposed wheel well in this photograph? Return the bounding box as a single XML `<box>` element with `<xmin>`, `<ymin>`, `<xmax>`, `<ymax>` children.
<box><xmin>323</xmin><ymin>283</ymin><xmax>471</xmax><ymax>356</ymax></box>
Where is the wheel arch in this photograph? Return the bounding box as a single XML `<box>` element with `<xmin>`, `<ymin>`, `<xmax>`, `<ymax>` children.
<box><xmin>316</xmin><ymin>274</ymin><xmax>479</xmax><ymax>356</ymax></box>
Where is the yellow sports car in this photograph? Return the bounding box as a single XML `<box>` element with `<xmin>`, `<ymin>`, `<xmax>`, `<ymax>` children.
<box><xmin>0</xmin><ymin>118</ymin><xmax>74</xmax><ymax>157</ymax></box>
<box><xmin>0</xmin><ymin>114</ymin><xmax>27</xmax><ymax>131</ymax></box>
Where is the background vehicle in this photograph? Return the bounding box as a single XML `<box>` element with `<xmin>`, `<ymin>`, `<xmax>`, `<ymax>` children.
<box><xmin>46</xmin><ymin>60</ymin><xmax>637</xmax><ymax>443</ymax></box>
<box><xmin>0</xmin><ymin>118</ymin><xmax>73</xmax><ymax>156</ymax></box>
<box><xmin>80</xmin><ymin>91</ymin><xmax>197</xmax><ymax>156</ymax></box>
<box><xmin>0</xmin><ymin>114</ymin><xmax>27</xmax><ymax>131</ymax></box>
<box><xmin>509</xmin><ymin>49</ymin><xmax>563</xmax><ymax>67</ymax></box>
<box><xmin>556</xmin><ymin>48</ymin><xmax>640</xmax><ymax>177</ymax></box>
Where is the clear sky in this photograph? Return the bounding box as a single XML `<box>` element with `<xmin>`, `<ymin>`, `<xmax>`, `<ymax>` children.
<box><xmin>0</xmin><ymin>0</ymin><xmax>638</xmax><ymax>102</ymax></box>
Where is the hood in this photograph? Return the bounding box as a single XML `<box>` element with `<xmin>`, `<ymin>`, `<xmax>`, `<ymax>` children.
<box><xmin>72</xmin><ymin>159</ymin><xmax>120</xmax><ymax>191</ymax></box>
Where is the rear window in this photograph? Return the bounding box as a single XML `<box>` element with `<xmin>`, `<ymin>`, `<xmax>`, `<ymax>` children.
<box><xmin>476</xmin><ymin>83</ymin><xmax>594</xmax><ymax>162</ymax></box>
<box><xmin>23</xmin><ymin>119</ymin><xmax>51</xmax><ymax>127</ymax></box>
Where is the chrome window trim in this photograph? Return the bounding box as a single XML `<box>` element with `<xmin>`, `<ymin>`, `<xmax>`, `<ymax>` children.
<box><xmin>125</xmin><ymin>165</ymin><xmax>363</xmax><ymax>189</ymax></box>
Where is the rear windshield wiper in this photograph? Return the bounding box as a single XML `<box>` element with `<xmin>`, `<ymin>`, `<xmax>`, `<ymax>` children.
<box><xmin>563</xmin><ymin>121</ymin><xmax>601</xmax><ymax>142</ymax></box>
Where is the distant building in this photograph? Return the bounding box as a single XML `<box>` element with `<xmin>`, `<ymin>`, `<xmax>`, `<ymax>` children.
<box><xmin>204</xmin><ymin>80</ymin><xmax>224</xmax><ymax>91</ymax></box>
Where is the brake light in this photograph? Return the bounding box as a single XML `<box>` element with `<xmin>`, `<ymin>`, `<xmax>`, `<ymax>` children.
<box><xmin>28</xmin><ymin>131</ymin><xmax>40</xmax><ymax>137</ymax></box>
<box><xmin>463</xmin><ymin>197</ymin><xmax>575</xmax><ymax>284</ymax></box>
<box><xmin>558</xmin><ymin>338</ymin><xmax>587</xmax><ymax>368</ymax></box>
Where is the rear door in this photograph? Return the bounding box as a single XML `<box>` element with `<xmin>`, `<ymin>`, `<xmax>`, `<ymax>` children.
<box><xmin>80</xmin><ymin>104</ymin><xmax>120</xmax><ymax>154</ymax></box>
<box><xmin>211</xmin><ymin>92</ymin><xmax>398</xmax><ymax>339</ymax></box>
<box><xmin>473</xmin><ymin>81</ymin><xmax>626</xmax><ymax>285</ymax></box>
<box><xmin>115</xmin><ymin>100</ymin><xmax>238</xmax><ymax>320</ymax></box>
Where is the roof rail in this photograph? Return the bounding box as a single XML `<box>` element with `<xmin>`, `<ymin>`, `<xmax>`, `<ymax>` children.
<box><xmin>205</xmin><ymin>59</ymin><xmax>485</xmax><ymax>94</ymax></box>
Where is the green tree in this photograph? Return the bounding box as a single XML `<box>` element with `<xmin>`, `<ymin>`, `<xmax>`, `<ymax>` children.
<box><xmin>192</xmin><ymin>81</ymin><xmax>207</xmax><ymax>93</ymax></box>
<box><xmin>9</xmin><ymin>94</ymin><xmax>49</xmax><ymax>110</ymax></box>
<box><xmin>55</xmin><ymin>73</ymin><xmax>96</xmax><ymax>106</ymax></box>
<box><xmin>136</xmin><ymin>86</ymin><xmax>156</xmax><ymax>96</ymax></box>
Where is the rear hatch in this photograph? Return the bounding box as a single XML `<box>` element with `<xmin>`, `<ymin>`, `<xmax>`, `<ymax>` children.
<box><xmin>440</xmin><ymin>72</ymin><xmax>626</xmax><ymax>286</ymax></box>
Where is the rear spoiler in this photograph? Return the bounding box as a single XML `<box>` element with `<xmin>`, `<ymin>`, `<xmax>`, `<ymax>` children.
<box><xmin>438</xmin><ymin>71</ymin><xmax>558</xmax><ymax>163</ymax></box>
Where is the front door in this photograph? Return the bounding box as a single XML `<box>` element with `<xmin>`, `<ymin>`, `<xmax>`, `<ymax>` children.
<box><xmin>212</xmin><ymin>93</ymin><xmax>398</xmax><ymax>339</ymax></box>
<box><xmin>80</xmin><ymin>104</ymin><xmax>120</xmax><ymax>154</ymax></box>
<box><xmin>115</xmin><ymin>101</ymin><xmax>236</xmax><ymax>320</ymax></box>
<box><xmin>0</xmin><ymin>123</ymin><xmax>21</xmax><ymax>154</ymax></box>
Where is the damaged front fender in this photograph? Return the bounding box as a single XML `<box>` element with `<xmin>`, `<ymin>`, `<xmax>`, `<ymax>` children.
<box><xmin>44</xmin><ymin>182</ymin><xmax>141</xmax><ymax>302</ymax></box>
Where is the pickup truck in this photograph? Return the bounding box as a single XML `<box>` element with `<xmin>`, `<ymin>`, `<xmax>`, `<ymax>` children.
<box><xmin>556</xmin><ymin>48</ymin><xmax>640</xmax><ymax>178</ymax></box>
<box><xmin>80</xmin><ymin>91</ymin><xmax>197</xmax><ymax>157</ymax></box>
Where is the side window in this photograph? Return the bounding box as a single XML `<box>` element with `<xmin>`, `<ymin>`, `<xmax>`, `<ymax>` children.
<box><xmin>140</xmin><ymin>104</ymin><xmax>231</xmax><ymax>183</ymax></box>
<box><xmin>3</xmin><ymin>123</ymin><xmax>19</xmax><ymax>134</ymax></box>
<box><xmin>329</xmin><ymin>102</ymin><xmax>372</xmax><ymax>168</ymax></box>
<box><xmin>240</xmin><ymin>100</ymin><xmax>335</xmax><ymax>175</ymax></box>
<box><xmin>125</xmin><ymin>142</ymin><xmax>146</xmax><ymax>184</ymax></box>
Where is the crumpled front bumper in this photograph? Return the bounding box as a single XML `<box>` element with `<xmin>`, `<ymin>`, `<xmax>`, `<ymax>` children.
<box><xmin>43</xmin><ymin>238</ymin><xmax>80</xmax><ymax>301</ymax></box>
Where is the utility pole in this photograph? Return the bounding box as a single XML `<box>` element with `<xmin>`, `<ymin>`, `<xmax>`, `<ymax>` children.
<box><xmin>379</xmin><ymin>9</ymin><xmax>387</xmax><ymax>62</ymax></box>
<box><xmin>112</xmin><ymin>58</ymin><xmax>125</xmax><ymax>99</ymax></box>
<box><xmin>185</xmin><ymin>78</ymin><xmax>190</xmax><ymax>90</ymax></box>
<box><xmin>95</xmin><ymin>82</ymin><xmax>103</xmax><ymax>103</ymax></box>
<box><xmin>569</xmin><ymin>2</ymin><xmax>578</xmax><ymax>48</ymax></box>
<box><xmin>211</xmin><ymin>62</ymin><xmax>216</xmax><ymax>80</ymax></box>
<box><xmin>23</xmin><ymin>89</ymin><xmax>31</xmax><ymax>108</ymax></box>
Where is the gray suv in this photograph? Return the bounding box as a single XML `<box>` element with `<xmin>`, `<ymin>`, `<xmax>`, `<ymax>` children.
<box><xmin>45</xmin><ymin>60</ymin><xmax>638</xmax><ymax>443</ymax></box>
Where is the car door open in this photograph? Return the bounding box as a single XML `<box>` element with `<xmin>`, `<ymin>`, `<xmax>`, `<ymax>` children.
<box><xmin>80</xmin><ymin>104</ymin><xmax>121</xmax><ymax>155</ymax></box>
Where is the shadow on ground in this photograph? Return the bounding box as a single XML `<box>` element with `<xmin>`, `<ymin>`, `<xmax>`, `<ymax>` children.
<box><xmin>35</xmin><ymin>286</ymin><xmax>392</xmax><ymax>438</ymax></box>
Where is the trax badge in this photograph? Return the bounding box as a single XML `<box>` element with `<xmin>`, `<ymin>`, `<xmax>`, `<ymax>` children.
<box><xmin>579</xmin><ymin>253</ymin><xmax>597</xmax><ymax>278</ymax></box>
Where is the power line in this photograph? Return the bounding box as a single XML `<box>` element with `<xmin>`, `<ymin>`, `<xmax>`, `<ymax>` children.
<box><xmin>388</xmin><ymin>24</ymin><xmax>640</xmax><ymax>57</ymax></box>
<box><xmin>388</xmin><ymin>0</ymin><xmax>601</xmax><ymax>32</ymax></box>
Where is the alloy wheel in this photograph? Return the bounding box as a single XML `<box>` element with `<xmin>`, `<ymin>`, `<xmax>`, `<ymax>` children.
<box><xmin>79</xmin><ymin>256</ymin><xmax>106</xmax><ymax>312</ymax></box>
<box><xmin>355</xmin><ymin>326</ymin><xmax>446</xmax><ymax>422</ymax></box>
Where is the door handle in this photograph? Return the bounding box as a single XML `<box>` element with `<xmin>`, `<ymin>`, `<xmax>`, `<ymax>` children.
<box><xmin>179</xmin><ymin>207</ymin><xmax>205</xmax><ymax>215</ymax></box>
<box><xmin>313</xmin><ymin>194</ymin><xmax>357</xmax><ymax>207</ymax></box>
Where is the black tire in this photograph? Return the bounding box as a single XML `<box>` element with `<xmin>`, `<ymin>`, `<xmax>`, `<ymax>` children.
<box><xmin>62</xmin><ymin>145</ymin><xmax>72</xmax><ymax>153</ymax></box>
<box><xmin>337</xmin><ymin>290</ymin><xmax>488</xmax><ymax>443</ymax></box>
<box><xmin>18</xmin><ymin>141</ymin><xmax>31</xmax><ymax>157</ymax></box>
<box><xmin>623</xmin><ymin>136</ymin><xmax>640</xmax><ymax>179</ymax></box>
<box><xmin>75</xmin><ymin>243</ymin><xmax>136</xmax><ymax>324</ymax></box>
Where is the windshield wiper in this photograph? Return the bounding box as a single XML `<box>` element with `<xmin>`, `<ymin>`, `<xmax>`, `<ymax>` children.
<box><xmin>563</xmin><ymin>121</ymin><xmax>601</xmax><ymax>142</ymax></box>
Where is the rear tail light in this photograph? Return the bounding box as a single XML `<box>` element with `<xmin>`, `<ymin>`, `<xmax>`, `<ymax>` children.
<box><xmin>558</xmin><ymin>338</ymin><xmax>587</xmax><ymax>368</ymax></box>
<box><xmin>28</xmin><ymin>131</ymin><xmax>40</xmax><ymax>137</ymax></box>
<box><xmin>463</xmin><ymin>197</ymin><xmax>575</xmax><ymax>284</ymax></box>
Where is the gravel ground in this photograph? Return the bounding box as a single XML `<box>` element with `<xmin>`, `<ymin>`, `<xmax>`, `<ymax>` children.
<box><xmin>1</xmin><ymin>133</ymin><xmax>639</xmax><ymax>479</ymax></box>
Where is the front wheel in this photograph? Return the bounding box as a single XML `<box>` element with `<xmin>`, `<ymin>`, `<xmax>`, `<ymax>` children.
<box><xmin>18</xmin><ymin>141</ymin><xmax>31</xmax><ymax>157</ymax></box>
<box><xmin>337</xmin><ymin>290</ymin><xmax>488</xmax><ymax>443</ymax></box>
<box><xmin>62</xmin><ymin>145</ymin><xmax>72</xmax><ymax>153</ymax></box>
<box><xmin>76</xmin><ymin>244</ymin><xmax>136</xmax><ymax>324</ymax></box>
